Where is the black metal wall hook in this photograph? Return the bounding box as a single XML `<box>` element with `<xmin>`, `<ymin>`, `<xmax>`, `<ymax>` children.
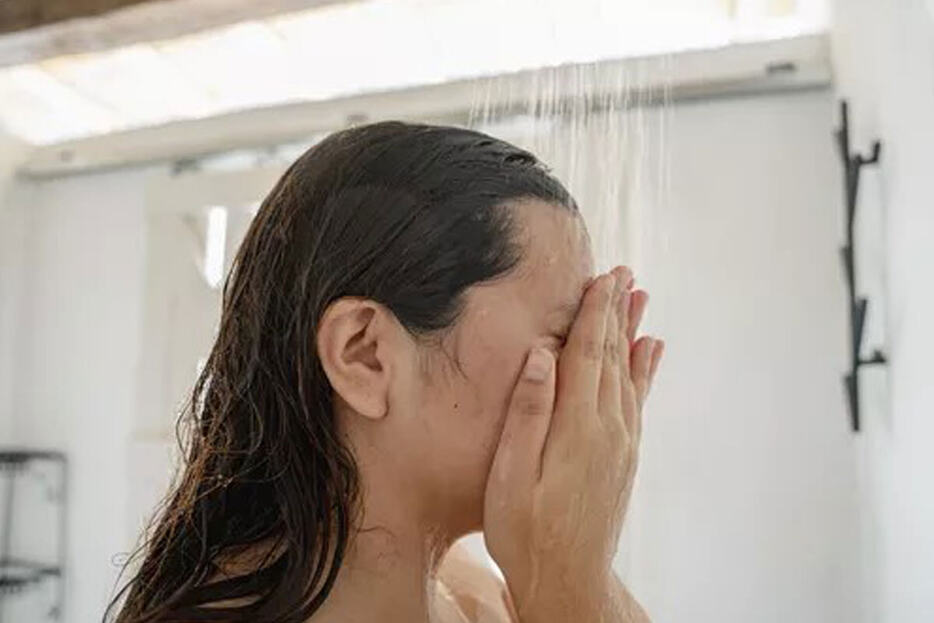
<box><xmin>835</xmin><ymin>100</ymin><xmax>887</xmax><ymax>432</ymax></box>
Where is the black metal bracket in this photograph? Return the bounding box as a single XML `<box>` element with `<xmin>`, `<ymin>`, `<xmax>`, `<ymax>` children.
<box><xmin>835</xmin><ymin>100</ymin><xmax>887</xmax><ymax>432</ymax></box>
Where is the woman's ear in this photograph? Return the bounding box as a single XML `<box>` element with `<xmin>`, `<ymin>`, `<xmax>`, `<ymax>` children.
<box><xmin>316</xmin><ymin>297</ymin><xmax>396</xmax><ymax>420</ymax></box>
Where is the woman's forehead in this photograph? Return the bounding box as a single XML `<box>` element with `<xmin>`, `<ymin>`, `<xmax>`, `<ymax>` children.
<box><xmin>512</xmin><ymin>199</ymin><xmax>593</xmax><ymax>295</ymax></box>
<box><xmin>460</xmin><ymin>199</ymin><xmax>592</xmax><ymax>325</ymax></box>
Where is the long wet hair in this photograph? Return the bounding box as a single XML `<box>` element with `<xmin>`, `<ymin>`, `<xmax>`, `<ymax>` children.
<box><xmin>105</xmin><ymin>120</ymin><xmax>577</xmax><ymax>622</ymax></box>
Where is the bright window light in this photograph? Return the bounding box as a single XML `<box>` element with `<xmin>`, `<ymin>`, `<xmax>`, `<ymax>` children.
<box><xmin>0</xmin><ymin>64</ymin><xmax>117</xmax><ymax>144</ymax></box>
<box><xmin>39</xmin><ymin>45</ymin><xmax>215</xmax><ymax>127</ymax></box>
<box><xmin>0</xmin><ymin>0</ymin><xmax>828</xmax><ymax>145</ymax></box>
<box><xmin>204</xmin><ymin>206</ymin><xmax>228</xmax><ymax>289</ymax></box>
<box><xmin>155</xmin><ymin>21</ymin><xmax>307</xmax><ymax>113</ymax></box>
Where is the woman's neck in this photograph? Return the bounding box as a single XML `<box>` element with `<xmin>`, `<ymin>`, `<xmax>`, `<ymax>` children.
<box><xmin>308</xmin><ymin>454</ymin><xmax>456</xmax><ymax>622</ymax></box>
<box><xmin>308</xmin><ymin>520</ymin><xmax>451</xmax><ymax>623</ymax></box>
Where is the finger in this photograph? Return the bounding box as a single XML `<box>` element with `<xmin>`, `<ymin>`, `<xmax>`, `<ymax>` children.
<box><xmin>489</xmin><ymin>347</ymin><xmax>556</xmax><ymax>488</ymax></box>
<box><xmin>631</xmin><ymin>336</ymin><xmax>655</xmax><ymax>413</ymax></box>
<box><xmin>555</xmin><ymin>273</ymin><xmax>615</xmax><ymax>409</ymax></box>
<box><xmin>627</xmin><ymin>290</ymin><xmax>649</xmax><ymax>345</ymax></box>
<box><xmin>615</xmin><ymin>266</ymin><xmax>634</xmax><ymax>294</ymax></box>
<box><xmin>614</xmin><ymin>266</ymin><xmax>633</xmax><ymax>343</ymax></box>
<box><xmin>633</xmin><ymin>339</ymin><xmax>663</xmax><ymax>469</ymax></box>
<box><xmin>598</xmin><ymin>270</ymin><xmax>625</xmax><ymax>426</ymax></box>
<box><xmin>648</xmin><ymin>339</ymin><xmax>665</xmax><ymax>391</ymax></box>
<box><xmin>547</xmin><ymin>273</ymin><xmax>615</xmax><ymax>470</ymax></box>
<box><xmin>617</xmin><ymin>288</ymin><xmax>637</xmax><ymax>437</ymax></box>
<box><xmin>618</xmin><ymin>288</ymin><xmax>632</xmax><ymax>376</ymax></box>
<box><xmin>629</xmin><ymin>337</ymin><xmax>655</xmax><ymax>445</ymax></box>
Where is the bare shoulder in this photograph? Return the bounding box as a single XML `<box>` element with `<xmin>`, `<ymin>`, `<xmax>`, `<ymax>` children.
<box><xmin>433</xmin><ymin>539</ymin><xmax>518</xmax><ymax>623</ymax></box>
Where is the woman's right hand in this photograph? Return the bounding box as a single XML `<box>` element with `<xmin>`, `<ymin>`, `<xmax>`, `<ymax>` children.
<box><xmin>482</xmin><ymin>266</ymin><xmax>664</xmax><ymax>622</ymax></box>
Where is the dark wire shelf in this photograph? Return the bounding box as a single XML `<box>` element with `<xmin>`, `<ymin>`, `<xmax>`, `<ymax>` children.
<box><xmin>0</xmin><ymin>451</ymin><xmax>67</xmax><ymax>466</ymax></box>
<box><xmin>0</xmin><ymin>448</ymin><xmax>67</xmax><ymax>619</ymax></box>
<box><xmin>0</xmin><ymin>558</ymin><xmax>61</xmax><ymax>595</ymax></box>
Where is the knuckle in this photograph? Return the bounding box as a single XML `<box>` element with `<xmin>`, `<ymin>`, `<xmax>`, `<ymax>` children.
<box><xmin>606</xmin><ymin>413</ymin><xmax>627</xmax><ymax>440</ymax></box>
<box><xmin>603</xmin><ymin>338</ymin><xmax>619</xmax><ymax>363</ymax></box>
<box><xmin>580</xmin><ymin>337</ymin><xmax>603</xmax><ymax>362</ymax></box>
<box><xmin>601</xmin><ymin>279</ymin><xmax>617</xmax><ymax>302</ymax></box>
<box><xmin>634</xmin><ymin>377</ymin><xmax>648</xmax><ymax>397</ymax></box>
<box><xmin>593</xmin><ymin>418</ymin><xmax>620</xmax><ymax>448</ymax></box>
<box><xmin>516</xmin><ymin>394</ymin><xmax>547</xmax><ymax>417</ymax></box>
<box><xmin>604</xmin><ymin>425</ymin><xmax>627</xmax><ymax>457</ymax></box>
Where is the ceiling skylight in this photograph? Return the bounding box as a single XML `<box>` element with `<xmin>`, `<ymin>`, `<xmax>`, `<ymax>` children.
<box><xmin>0</xmin><ymin>0</ymin><xmax>828</xmax><ymax>145</ymax></box>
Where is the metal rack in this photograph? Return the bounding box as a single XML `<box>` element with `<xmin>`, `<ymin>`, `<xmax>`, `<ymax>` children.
<box><xmin>0</xmin><ymin>450</ymin><xmax>67</xmax><ymax>621</ymax></box>
<box><xmin>834</xmin><ymin>100</ymin><xmax>888</xmax><ymax>432</ymax></box>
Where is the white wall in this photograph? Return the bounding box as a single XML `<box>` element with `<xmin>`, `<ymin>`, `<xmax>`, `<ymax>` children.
<box><xmin>1</xmin><ymin>161</ymin><xmax>279</xmax><ymax>622</ymax></box>
<box><xmin>2</xmin><ymin>88</ymin><xmax>867</xmax><ymax>622</ymax></box>
<box><xmin>477</xmin><ymin>90</ymin><xmax>865</xmax><ymax>623</ymax></box>
<box><xmin>0</xmin><ymin>127</ymin><xmax>32</xmax><ymax>441</ymax></box>
<box><xmin>4</xmin><ymin>165</ymin><xmax>163</xmax><ymax>622</ymax></box>
<box><xmin>625</xmin><ymin>90</ymin><xmax>862</xmax><ymax>623</ymax></box>
<box><xmin>830</xmin><ymin>1</ymin><xmax>934</xmax><ymax>621</ymax></box>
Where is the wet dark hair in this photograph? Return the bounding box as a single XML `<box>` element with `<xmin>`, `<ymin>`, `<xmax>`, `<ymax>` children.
<box><xmin>106</xmin><ymin>120</ymin><xmax>578</xmax><ymax>622</ymax></box>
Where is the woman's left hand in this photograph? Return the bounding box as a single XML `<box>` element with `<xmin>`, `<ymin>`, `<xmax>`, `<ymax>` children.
<box><xmin>483</xmin><ymin>265</ymin><xmax>664</xmax><ymax>622</ymax></box>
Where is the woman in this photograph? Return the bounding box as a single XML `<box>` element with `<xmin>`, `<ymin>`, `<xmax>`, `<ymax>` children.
<box><xmin>107</xmin><ymin>121</ymin><xmax>664</xmax><ymax>622</ymax></box>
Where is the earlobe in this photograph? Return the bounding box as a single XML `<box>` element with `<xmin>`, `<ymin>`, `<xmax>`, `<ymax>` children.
<box><xmin>316</xmin><ymin>298</ymin><xmax>391</xmax><ymax>420</ymax></box>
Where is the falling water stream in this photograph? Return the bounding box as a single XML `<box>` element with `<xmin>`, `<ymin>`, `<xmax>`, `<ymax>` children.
<box><xmin>466</xmin><ymin>56</ymin><xmax>673</xmax><ymax>294</ymax></box>
<box><xmin>462</xmin><ymin>53</ymin><xmax>676</xmax><ymax>583</ymax></box>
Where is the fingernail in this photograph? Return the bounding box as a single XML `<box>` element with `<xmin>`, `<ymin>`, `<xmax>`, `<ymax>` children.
<box><xmin>524</xmin><ymin>347</ymin><xmax>553</xmax><ymax>382</ymax></box>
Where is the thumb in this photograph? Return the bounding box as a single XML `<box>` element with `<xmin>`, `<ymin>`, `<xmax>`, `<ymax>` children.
<box><xmin>489</xmin><ymin>347</ymin><xmax>557</xmax><ymax>489</ymax></box>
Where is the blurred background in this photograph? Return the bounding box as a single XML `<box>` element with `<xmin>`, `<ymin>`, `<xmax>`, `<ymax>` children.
<box><xmin>0</xmin><ymin>0</ymin><xmax>931</xmax><ymax>621</ymax></box>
